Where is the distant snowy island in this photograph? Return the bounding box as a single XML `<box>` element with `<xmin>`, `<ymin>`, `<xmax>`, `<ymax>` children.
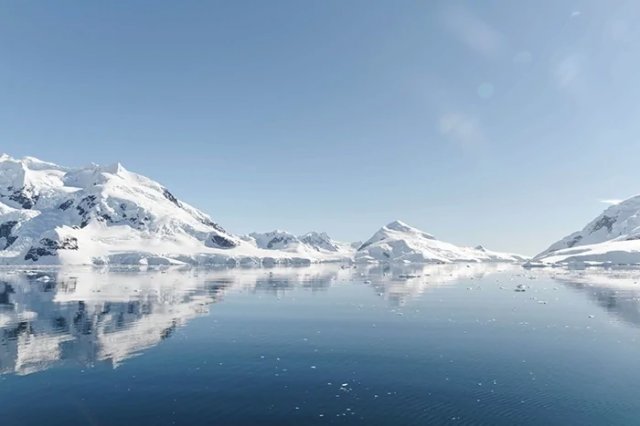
<box><xmin>0</xmin><ymin>154</ymin><xmax>529</xmax><ymax>266</ymax></box>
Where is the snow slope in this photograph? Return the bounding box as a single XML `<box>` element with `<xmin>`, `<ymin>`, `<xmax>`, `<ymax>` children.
<box><xmin>536</xmin><ymin>195</ymin><xmax>640</xmax><ymax>265</ymax></box>
<box><xmin>355</xmin><ymin>220</ymin><xmax>528</xmax><ymax>263</ymax></box>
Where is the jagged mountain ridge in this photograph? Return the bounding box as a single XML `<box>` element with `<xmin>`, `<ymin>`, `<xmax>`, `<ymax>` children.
<box><xmin>242</xmin><ymin>230</ymin><xmax>354</xmax><ymax>254</ymax></box>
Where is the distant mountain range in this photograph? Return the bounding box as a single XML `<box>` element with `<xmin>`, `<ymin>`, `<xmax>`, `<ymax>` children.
<box><xmin>1</xmin><ymin>154</ymin><xmax>528</xmax><ymax>266</ymax></box>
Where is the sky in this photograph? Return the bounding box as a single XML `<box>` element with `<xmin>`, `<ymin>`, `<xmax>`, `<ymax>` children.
<box><xmin>1</xmin><ymin>0</ymin><xmax>640</xmax><ymax>255</ymax></box>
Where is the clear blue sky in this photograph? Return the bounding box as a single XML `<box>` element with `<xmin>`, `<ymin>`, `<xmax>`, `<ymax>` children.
<box><xmin>2</xmin><ymin>0</ymin><xmax>639</xmax><ymax>255</ymax></box>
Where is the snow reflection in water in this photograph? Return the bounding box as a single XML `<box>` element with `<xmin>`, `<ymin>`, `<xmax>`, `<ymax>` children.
<box><xmin>2</xmin><ymin>265</ymin><xmax>640</xmax><ymax>425</ymax></box>
<box><xmin>0</xmin><ymin>264</ymin><xmax>508</xmax><ymax>376</ymax></box>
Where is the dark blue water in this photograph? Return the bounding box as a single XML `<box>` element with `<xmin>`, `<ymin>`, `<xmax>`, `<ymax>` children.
<box><xmin>2</xmin><ymin>264</ymin><xmax>640</xmax><ymax>425</ymax></box>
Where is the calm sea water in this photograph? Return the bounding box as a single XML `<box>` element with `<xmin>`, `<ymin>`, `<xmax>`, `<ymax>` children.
<box><xmin>2</xmin><ymin>264</ymin><xmax>640</xmax><ymax>426</ymax></box>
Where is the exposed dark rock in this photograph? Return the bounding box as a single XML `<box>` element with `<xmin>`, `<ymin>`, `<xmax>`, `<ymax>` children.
<box><xmin>591</xmin><ymin>216</ymin><xmax>616</xmax><ymax>234</ymax></box>
<box><xmin>266</xmin><ymin>236</ymin><xmax>286</xmax><ymax>249</ymax></box>
<box><xmin>162</xmin><ymin>188</ymin><xmax>181</xmax><ymax>208</ymax></box>
<box><xmin>0</xmin><ymin>221</ymin><xmax>18</xmax><ymax>249</ymax></box>
<box><xmin>211</xmin><ymin>234</ymin><xmax>238</xmax><ymax>249</ymax></box>
<box><xmin>566</xmin><ymin>235</ymin><xmax>583</xmax><ymax>248</ymax></box>
<box><xmin>24</xmin><ymin>236</ymin><xmax>79</xmax><ymax>261</ymax></box>
<box><xmin>357</xmin><ymin>241</ymin><xmax>372</xmax><ymax>251</ymax></box>
<box><xmin>76</xmin><ymin>195</ymin><xmax>98</xmax><ymax>228</ymax></box>
<box><xmin>76</xmin><ymin>195</ymin><xmax>97</xmax><ymax>217</ymax></box>
<box><xmin>7</xmin><ymin>187</ymin><xmax>38</xmax><ymax>209</ymax></box>
<box><xmin>58</xmin><ymin>200</ymin><xmax>74</xmax><ymax>211</ymax></box>
<box><xmin>200</xmin><ymin>217</ymin><xmax>228</xmax><ymax>233</ymax></box>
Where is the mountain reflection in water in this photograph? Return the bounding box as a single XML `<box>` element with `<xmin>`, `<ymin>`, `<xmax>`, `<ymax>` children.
<box><xmin>0</xmin><ymin>263</ymin><xmax>508</xmax><ymax>376</ymax></box>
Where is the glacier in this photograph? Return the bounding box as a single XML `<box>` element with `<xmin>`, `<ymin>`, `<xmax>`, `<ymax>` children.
<box><xmin>0</xmin><ymin>154</ymin><xmax>527</xmax><ymax>266</ymax></box>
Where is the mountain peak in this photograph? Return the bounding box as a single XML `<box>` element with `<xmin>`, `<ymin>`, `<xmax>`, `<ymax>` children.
<box><xmin>383</xmin><ymin>220</ymin><xmax>436</xmax><ymax>240</ymax></box>
<box><xmin>301</xmin><ymin>230</ymin><xmax>330</xmax><ymax>239</ymax></box>
<box><xmin>100</xmin><ymin>162</ymin><xmax>127</xmax><ymax>175</ymax></box>
<box><xmin>386</xmin><ymin>219</ymin><xmax>408</xmax><ymax>228</ymax></box>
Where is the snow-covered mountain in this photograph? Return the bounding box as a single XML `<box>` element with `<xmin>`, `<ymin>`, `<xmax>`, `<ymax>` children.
<box><xmin>355</xmin><ymin>220</ymin><xmax>528</xmax><ymax>263</ymax></box>
<box><xmin>536</xmin><ymin>195</ymin><xmax>640</xmax><ymax>264</ymax></box>
<box><xmin>0</xmin><ymin>154</ymin><xmax>529</xmax><ymax>266</ymax></box>
<box><xmin>242</xmin><ymin>230</ymin><xmax>354</xmax><ymax>255</ymax></box>
<box><xmin>0</xmin><ymin>155</ymin><xmax>322</xmax><ymax>266</ymax></box>
<box><xmin>299</xmin><ymin>231</ymin><xmax>353</xmax><ymax>253</ymax></box>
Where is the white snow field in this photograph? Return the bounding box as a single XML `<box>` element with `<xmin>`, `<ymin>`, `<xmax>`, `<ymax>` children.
<box><xmin>536</xmin><ymin>195</ymin><xmax>640</xmax><ymax>265</ymax></box>
<box><xmin>0</xmin><ymin>154</ymin><xmax>526</xmax><ymax>266</ymax></box>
